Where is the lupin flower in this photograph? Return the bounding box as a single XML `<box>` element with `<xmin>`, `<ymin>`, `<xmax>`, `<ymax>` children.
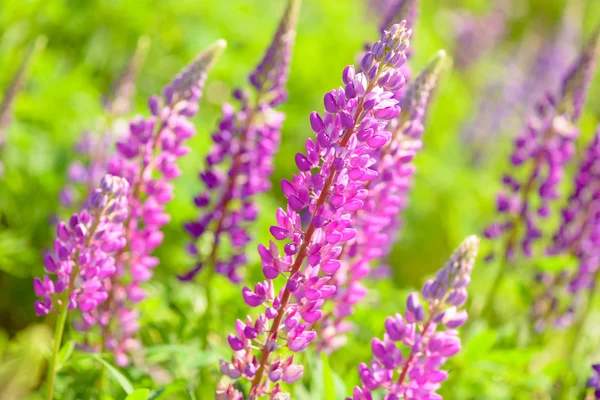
<box><xmin>349</xmin><ymin>236</ymin><xmax>479</xmax><ymax>400</ymax></box>
<box><xmin>218</xmin><ymin>23</ymin><xmax>411</xmax><ymax>399</ymax></box>
<box><xmin>461</xmin><ymin>3</ymin><xmax>580</xmax><ymax>165</ymax></box>
<box><xmin>318</xmin><ymin>50</ymin><xmax>447</xmax><ymax>353</ymax></box>
<box><xmin>182</xmin><ymin>0</ymin><xmax>300</xmax><ymax>283</ymax></box>
<box><xmin>59</xmin><ymin>37</ymin><xmax>150</xmax><ymax>209</ymax></box>
<box><xmin>484</xmin><ymin>31</ymin><xmax>599</xmax><ymax>260</ymax></box>
<box><xmin>75</xmin><ymin>41</ymin><xmax>225</xmax><ymax>366</ymax></box>
<box><xmin>588</xmin><ymin>364</ymin><xmax>600</xmax><ymax>399</ymax></box>
<box><xmin>533</xmin><ymin>127</ymin><xmax>600</xmax><ymax>330</ymax></box>
<box><xmin>34</xmin><ymin>174</ymin><xmax>130</xmax><ymax>316</ymax></box>
<box><xmin>451</xmin><ymin>0</ymin><xmax>508</xmax><ymax>70</ymax></box>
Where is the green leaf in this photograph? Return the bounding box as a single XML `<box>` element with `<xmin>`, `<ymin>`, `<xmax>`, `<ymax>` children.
<box><xmin>92</xmin><ymin>354</ymin><xmax>134</xmax><ymax>394</ymax></box>
<box><xmin>125</xmin><ymin>389</ymin><xmax>150</xmax><ymax>400</ymax></box>
<box><xmin>56</xmin><ymin>339</ymin><xmax>75</xmax><ymax>371</ymax></box>
<box><xmin>320</xmin><ymin>352</ymin><xmax>335</xmax><ymax>400</ymax></box>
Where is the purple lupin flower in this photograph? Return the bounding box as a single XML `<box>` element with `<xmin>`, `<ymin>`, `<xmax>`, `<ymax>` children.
<box><xmin>588</xmin><ymin>364</ymin><xmax>600</xmax><ymax>399</ymax></box>
<box><xmin>35</xmin><ymin>174</ymin><xmax>130</xmax><ymax>399</ymax></box>
<box><xmin>34</xmin><ymin>174</ymin><xmax>130</xmax><ymax>316</ymax></box>
<box><xmin>451</xmin><ymin>0</ymin><xmax>508</xmax><ymax>70</ymax></box>
<box><xmin>218</xmin><ymin>23</ymin><xmax>411</xmax><ymax>399</ymax></box>
<box><xmin>182</xmin><ymin>0</ymin><xmax>300</xmax><ymax>283</ymax></box>
<box><xmin>533</xmin><ymin>127</ymin><xmax>600</xmax><ymax>330</ymax></box>
<box><xmin>461</xmin><ymin>2</ymin><xmax>581</xmax><ymax>166</ymax></box>
<box><xmin>484</xmin><ymin>31</ymin><xmax>599</xmax><ymax>259</ymax></box>
<box><xmin>59</xmin><ymin>37</ymin><xmax>151</xmax><ymax>209</ymax></box>
<box><xmin>349</xmin><ymin>236</ymin><xmax>479</xmax><ymax>400</ymax></box>
<box><xmin>75</xmin><ymin>41</ymin><xmax>225</xmax><ymax>366</ymax></box>
<box><xmin>481</xmin><ymin>31</ymin><xmax>598</xmax><ymax>315</ymax></box>
<box><xmin>318</xmin><ymin>50</ymin><xmax>447</xmax><ymax>353</ymax></box>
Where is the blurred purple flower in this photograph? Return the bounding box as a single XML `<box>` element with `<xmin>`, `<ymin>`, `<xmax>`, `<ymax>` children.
<box><xmin>485</xmin><ymin>31</ymin><xmax>599</xmax><ymax>260</ymax></box>
<box><xmin>534</xmin><ymin>126</ymin><xmax>600</xmax><ymax>330</ymax></box>
<box><xmin>59</xmin><ymin>37</ymin><xmax>150</xmax><ymax>209</ymax></box>
<box><xmin>451</xmin><ymin>0</ymin><xmax>508</xmax><ymax>70</ymax></box>
<box><xmin>461</xmin><ymin>2</ymin><xmax>581</xmax><ymax>165</ymax></box>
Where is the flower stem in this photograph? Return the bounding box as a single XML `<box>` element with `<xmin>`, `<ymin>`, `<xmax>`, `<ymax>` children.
<box><xmin>47</xmin><ymin>302</ymin><xmax>68</xmax><ymax>400</ymax></box>
<box><xmin>201</xmin><ymin>265</ymin><xmax>215</xmax><ymax>350</ymax></box>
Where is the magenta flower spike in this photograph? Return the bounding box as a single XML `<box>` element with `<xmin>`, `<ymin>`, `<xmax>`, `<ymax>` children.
<box><xmin>59</xmin><ymin>36</ymin><xmax>151</xmax><ymax>209</ymax></box>
<box><xmin>533</xmin><ymin>126</ymin><xmax>600</xmax><ymax>330</ymax></box>
<box><xmin>34</xmin><ymin>174</ymin><xmax>130</xmax><ymax>317</ymax></box>
<box><xmin>218</xmin><ymin>23</ymin><xmax>411</xmax><ymax>399</ymax></box>
<box><xmin>35</xmin><ymin>174</ymin><xmax>130</xmax><ymax>399</ymax></box>
<box><xmin>73</xmin><ymin>41</ymin><xmax>225</xmax><ymax>366</ymax></box>
<box><xmin>485</xmin><ymin>31</ymin><xmax>599</xmax><ymax>260</ymax></box>
<box><xmin>480</xmin><ymin>31</ymin><xmax>598</xmax><ymax>316</ymax></box>
<box><xmin>182</xmin><ymin>0</ymin><xmax>300</xmax><ymax>283</ymax></box>
<box><xmin>318</xmin><ymin>50</ymin><xmax>447</xmax><ymax>353</ymax></box>
<box><xmin>349</xmin><ymin>236</ymin><xmax>479</xmax><ymax>400</ymax></box>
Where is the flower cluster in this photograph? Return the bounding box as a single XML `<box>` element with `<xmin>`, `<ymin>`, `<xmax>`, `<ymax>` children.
<box><xmin>532</xmin><ymin>126</ymin><xmax>600</xmax><ymax>330</ymax></box>
<box><xmin>218</xmin><ymin>22</ymin><xmax>411</xmax><ymax>398</ymax></box>
<box><xmin>318</xmin><ymin>50</ymin><xmax>446</xmax><ymax>353</ymax></box>
<box><xmin>34</xmin><ymin>174</ymin><xmax>129</xmax><ymax>317</ymax></box>
<box><xmin>484</xmin><ymin>31</ymin><xmax>599</xmax><ymax>260</ymax></box>
<box><xmin>182</xmin><ymin>0</ymin><xmax>299</xmax><ymax>283</ymax></box>
<box><xmin>74</xmin><ymin>41</ymin><xmax>225</xmax><ymax>366</ymax></box>
<box><xmin>59</xmin><ymin>37</ymin><xmax>150</xmax><ymax>209</ymax></box>
<box><xmin>350</xmin><ymin>235</ymin><xmax>479</xmax><ymax>400</ymax></box>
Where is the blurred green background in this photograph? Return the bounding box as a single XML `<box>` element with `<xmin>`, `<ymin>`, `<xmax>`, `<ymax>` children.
<box><xmin>1</xmin><ymin>0</ymin><xmax>600</xmax><ymax>398</ymax></box>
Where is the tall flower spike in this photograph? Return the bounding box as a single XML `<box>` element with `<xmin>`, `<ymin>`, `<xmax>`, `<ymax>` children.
<box><xmin>484</xmin><ymin>30</ymin><xmax>599</xmax><ymax>259</ymax></box>
<box><xmin>534</xmin><ymin>126</ymin><xmax>600</xmax><ymax>330</ymax></box>
<box><xmin>482</xmin><ymin>30</ymin><xmax>598</xmax><ymax>315</ymax></box>
<box><xmin>34</xmin><ymin>174</ymin><xmax>130</xmax><ymax>317</ymax></box>
<box><xmin>182</xmin><ymin>0</ymin><xmax>300</xmax><ymax>283</ymax></box>
<box><xmin>318</xmin><ymin>50</ymin><xmax>447</xmax><ymax>353</ymax></box>
<box><xmin>559</xmin><ymin>27</ymin><xmax>599</xmax><ymax>120</ymax></box>
<box><xmin>460</xmin><ymin>2</ymin><xmax>581</xmax><ymax>166</ymax></box>
<box><xmin>350</xmin><ymin>236</ymin><xmax>479</xmax><ymax>400</ymax></box>
<box><xmin>451</xmin><ymin>0</ymin><xmax>507</xmax><ymax>70</ymax></box>
<box><xmin>59</xmin><ymin>36</ymin><xmax>150</xmax><ymax>209</ymax></box>
<box><xmin>218</xmin><ymin>23</ymin><xmax>411</xmax><ymax>399</ymax></box>
<box><xmin>35</xmin><ymin>174</ymin><xmax>130</xmax><ymax>400</ymax></box>
<box><xmin>75</xmin><ymin>40</ymin><xmax>225</xmax><ymax>366</ymax></box>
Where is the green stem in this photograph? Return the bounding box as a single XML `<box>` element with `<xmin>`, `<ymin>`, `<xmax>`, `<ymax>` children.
<box><xmin>47</xmin><ymin>303</ymin><xmax>69</xmax><ymax>400</ymax></box>
<box><xmin>201</xmin><ymin>266</ymin><xmax>215</xmax><ymax>350</ymax></box>
<box><xmin>555</xmin><ymin>271</ymin><xmax>599</xmax><ymax>400</ymax></box>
